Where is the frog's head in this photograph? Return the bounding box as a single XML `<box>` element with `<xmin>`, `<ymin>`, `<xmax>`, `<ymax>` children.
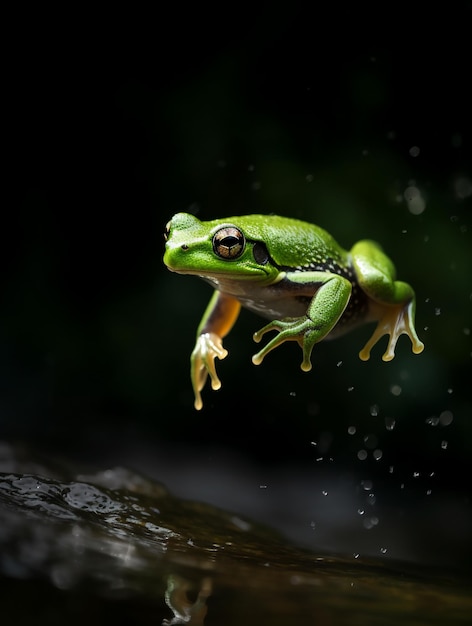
<box><xmin>164</xmin><ymin>213</ymin><xmax>280</xmax><ymax>282</ymax></box>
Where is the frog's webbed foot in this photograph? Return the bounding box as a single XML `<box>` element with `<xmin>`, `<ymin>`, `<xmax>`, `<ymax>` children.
<box><xmin>191</xmin><ymin>332</ymin><xmax>228</xmax><ymax>410</ymax></box>
<box><xmin>359</xmin><ymin>300</ymin><xmax>424</xmax><ymax>362</ymax></box>
<box><xmin>252</xmin><ymin>317</ymin><xmax>317</xmax><ymax>373</ymax></box>
<box><xmin>163</xmin><ymin>574</ymin><xmax>212</xmax><ymax>625</ymax></box>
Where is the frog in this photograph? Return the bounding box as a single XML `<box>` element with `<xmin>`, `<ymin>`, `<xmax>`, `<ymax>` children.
<box><xmin>163</xmin><ymin>212</ymin><xmax>424</xmax><ymax>410</ymax></box>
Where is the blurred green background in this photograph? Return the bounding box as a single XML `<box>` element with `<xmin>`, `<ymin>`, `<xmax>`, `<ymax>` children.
<box><xmin>3</xmin><ymin>2</ymin><xmax>471</xmax><ymax>565</ymax></box>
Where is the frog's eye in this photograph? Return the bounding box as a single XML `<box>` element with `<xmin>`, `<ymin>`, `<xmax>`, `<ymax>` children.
<box><xmin>213</xmin><ymin>226</ymin><xmax>245</xmax><ymax>259</ymax></box>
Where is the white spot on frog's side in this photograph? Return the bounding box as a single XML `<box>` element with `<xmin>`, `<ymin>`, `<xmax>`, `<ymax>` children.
<box><xmin>404</xmin><ymin>185</ymin><xmax>426</xmax><ymax>214</ymax></box>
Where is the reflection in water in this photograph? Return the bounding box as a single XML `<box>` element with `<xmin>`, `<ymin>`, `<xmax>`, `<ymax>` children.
<box><xmin>163</xmin><ymin>575</ymin><xmax>212</xmax><ymax>625</ymax></box>
<box><xmin>1</xmin><ymin>443</ymin><xmax>471</xmax><ymax>625</ymax></box>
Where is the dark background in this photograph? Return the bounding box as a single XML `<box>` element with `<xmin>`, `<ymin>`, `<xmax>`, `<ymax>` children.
<box><xmin>3</xmin><ymin>3</ymin><xmax>471</xmax><ymax>567</ymax></box>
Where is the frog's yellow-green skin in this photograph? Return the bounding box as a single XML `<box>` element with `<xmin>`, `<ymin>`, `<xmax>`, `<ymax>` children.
<box><xmin>164</xmin><ymin>213</ymin><xmax>424</xmax><ymax>410</ymax></box>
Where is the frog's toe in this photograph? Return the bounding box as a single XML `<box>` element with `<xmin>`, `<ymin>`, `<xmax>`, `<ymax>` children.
<box><xmin>411</xmin><ymin>337</ymin><xmax>425</xmax><ymax>355</ymax></box>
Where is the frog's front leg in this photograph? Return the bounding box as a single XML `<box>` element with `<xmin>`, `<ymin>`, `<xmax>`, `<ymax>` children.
<box><xmin>351</xmin><ymin>240</ymin><xmax>425</xmax><ymax>361</ymax></box>
<box><xmin>191</xmin><ymin>290</ymin><xmax>241</xmax><ymax>410</ymax></box>
<box><xmin>252</xmin><ymin>273</ymin><xmax>352</xmax><ymax>371</ymax></box>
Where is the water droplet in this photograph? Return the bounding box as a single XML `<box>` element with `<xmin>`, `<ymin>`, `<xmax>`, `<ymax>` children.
<box><xmin>310</xmin><ymin>520</ymin><xmax>316</xmax><ymax>530</ymax></box>
<box><xmin>390</xmin><ymin>384</ymin><xmax>402</xmax><ymax>396</ymax></box>
<box><xmin>463</xmin><ymin>328</ymin><xmax>470</xmax><ymax>336</ymax></box>
<box><xmin>447</xmin><ymin>387</ymin><xmax>454</xmax><ymax>394</ymax></box>
<box><xmin>337</xmin><ymin>360</ymin><xmax>343</xmax><ymax>367</ymax></box>
<box><xmin>353</xmin><ymin>553</ymin><xmax>360</xmax><ymax>559</ymax></box>
<box><xmin>380</xmin><ymin>547</ymin><xmax>388</xmax><ymax>554</ymax></box>
<box><xmin>364</xmin><ymin>434</ymin><xmax>378</xmax><ymax>449</ymax></box>
<box><xmin>389</xmin><ymin>465</ymin><xmax>394</xmax><ymax>474</ymax></box>
<box><xmin>435</xmin><ymin>307</ymin><xmax>441</xmax><ymax>316</ymax></box>
<box><xmin>362</xmin><ymin>480</ymin><xmax>373</xmax><ymax>491</ymax></box>
<box><xmin>409</xmin><ymin>146</ymin><xmax>420</xmax><ymax>157</ymax></box>
<box><xmin>348</xmin><ymin>386</ymin><xmax>355</xmax><ymax>392</ymax></box>
<box><xmin>413</xmin><ymin>471</ymin><xmax>420</xmax><ymax>478</ymax></box>
<box><xmin>322</xmin><ymin>490</ymin><xmax>328</xmax><ymax>496</ymax></box>
<box><xmin>404</xmin><ymin>185</ymin><xmax>426</xmax><ymax>214</ymax></box>
<box><xmin>426</xmin><ymin>489</ymin><xmax>432</xmax><ymax>496</ymax></box>
<box><xmin>373</xmin><ymin>449</ymin><xmax>383</xmax><ymax>461</ymax></box>
<box><xmin>385</xmin><ymin>417</ymin><xmax>396</xmax><ymax>431</ymax></box>
<box><xmin>357</xmin><ymin>449</ymin><xmax>368</xmax><ymax>461</ymax></box>
<box><xmin>426</xmin><ymin>416</ymin><xmax>439</xmax><ymax>426</ymax></box>
<box><xmin>248</xmin><ymin>164</ymin><xmax>255</xmax><ymax>172</ymax></box>
<box><xmin>306</xmin><ymin>174</ymin><xmax>314</xmax><ymax>182</ymax></box>
<box><xmin>439</xmin><ymin>410</ymin><xmax>453</xmax><ymax>426</ymax></box>
<box><xmin>370</xmin><ymin>404</ymin><xmax>379</xmax><ymax>416</ymax></box>
<box><xmin>368</xmin><ymin>493</ymin><xmax>376</xmax><ymax>505</ymax></box>
<box><xmin>363</xmin><ymin>516</ymin><xmax>379</xmax><ymax>530</ymax></box>
<box><xmin>357</xmin><ymin>509</ymin><xmax>365</xmax><ymax>515</ymax></box>
<box><xmin>348</xmin><ymin>426</ymin><xmax>356</xmax><ymax>435</ymax></box>
<box><xmin>252</xmin><ymin>181</ymin><xmax>261</xmax><ymax>191</ymax></box>
<box><xmin>441</xmin><ymin>440</ymin><xmax>448</xmax><ymax>450</ymax></box>
<box><xmin>454</xmin><ymin>176</ymin><xmax>472</xmax><ymax>199</ymax></box>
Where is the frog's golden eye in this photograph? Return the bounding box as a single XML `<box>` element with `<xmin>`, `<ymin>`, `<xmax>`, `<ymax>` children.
<box><xmin>213</xmin><ymin>226</ymin><xmax>245</xmax><ymax>259</ymax></box>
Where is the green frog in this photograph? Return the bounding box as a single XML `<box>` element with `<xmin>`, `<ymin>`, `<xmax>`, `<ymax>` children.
<box><xmin>164</xmin><ymin>213</ymin><xmax>424</xmax><ymax>410</ymax></box>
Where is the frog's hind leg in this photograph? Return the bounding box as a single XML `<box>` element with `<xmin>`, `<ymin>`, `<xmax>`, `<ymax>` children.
<box><xmin>351</xmin><ymin>241</ymin><xmax>425</xmax><ymax>361</ymax></box>
<box><xmin>359</xmin><ymin>289</ymin><xmax>424</xmax><ymax>362</ymax></box>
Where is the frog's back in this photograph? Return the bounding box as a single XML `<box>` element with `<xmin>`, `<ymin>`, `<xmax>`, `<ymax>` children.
<box><xmin>219</xmin><ymin>214</ymin><xmax>348</xmax><ymax>268</ymax></box>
